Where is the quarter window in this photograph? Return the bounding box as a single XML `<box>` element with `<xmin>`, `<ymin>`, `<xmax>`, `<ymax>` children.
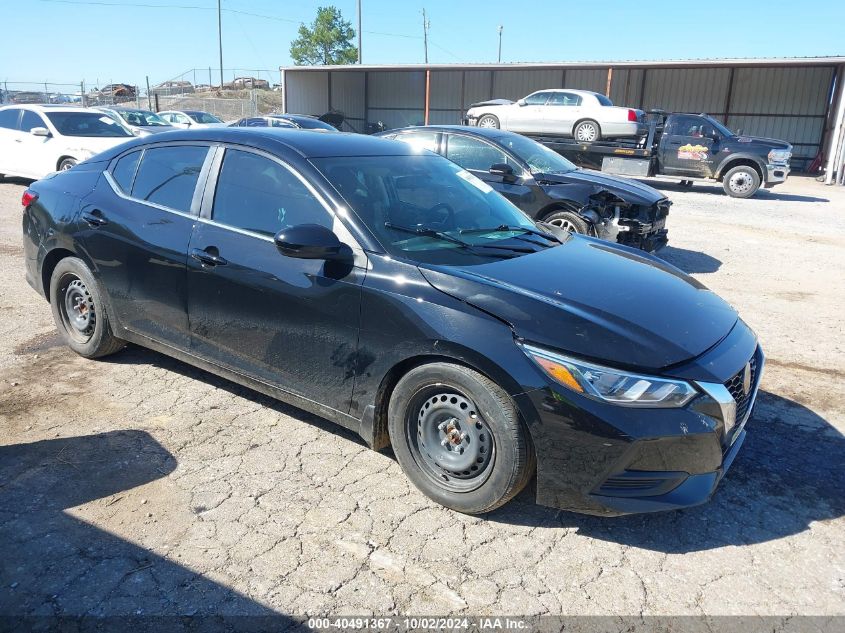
<box><xmin>0</xmin><ymin>109</ymin><xmax>21</xmax><ymax>130</ymax></box>
<box><xmin>20</xmin><ymin>110</ymin><xmax>46</xmax><ymax>132</ymax></box>
<box><xmin>131</xmin><ymin>145</ymin><xmax>208</xmax><ymax>212</ymax></box>
<box><xmin>111</xmin><ymin>150</ymin><xmax>141</xmax><ymax>193</ymax></box>
<box><xmin>445</xmin><ymin>135</ymin><xmax>517</xmax><ymax>172</ymax></box>
<box><xmin>212</xmin><ymin>149</ymin><xmax>332</xmax><ymax>236</ymax></box>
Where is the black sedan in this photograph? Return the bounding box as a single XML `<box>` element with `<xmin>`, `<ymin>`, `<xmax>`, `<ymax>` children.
<box><xmin>230</xmin><ymin>114</ymin><xmax>337</xmax><ymax>131</ymax></box>
<box><xmin>22</xmin><ymin>128</ymin><xmax>762</xmax><ymax>516</ymax></box>
<box><xmin>378</xmin><ymin>126</ymin><xmax>670</xmax><ymax>252</ymax></box>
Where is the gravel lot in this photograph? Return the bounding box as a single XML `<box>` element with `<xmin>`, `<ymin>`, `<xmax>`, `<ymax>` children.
<box><xmin>0</xmin><ymin>174</ymin><xmax>843</xmax><ymax>619</ymax></box>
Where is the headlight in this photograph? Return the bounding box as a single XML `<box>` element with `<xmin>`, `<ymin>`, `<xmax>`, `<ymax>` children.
<box><xmin>768</xmin><ymin>149</ymin><xmax>791</xmax><ymax>164</ymax></box>
<box><xmin>523</xmin><ymin>343</ymin><xmax>697</xmax><ymax>408</ymax></box>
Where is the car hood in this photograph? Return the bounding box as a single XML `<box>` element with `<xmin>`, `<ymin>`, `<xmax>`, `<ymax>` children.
<box><xmin>537</xmin><ymin>169</ymin><xmax>665</xmax><ymax>206</ymax></box>
<box><xmin>66</xmin><ymin>136</ymin><xmax>133</xmax><ymax>156</ymax></box>
<box><xmin>731</xmin><ymin>135</ymin><xmax>791</xmax><ymax>151</ymax></box>
<box><xmin>468</xmin><ymin>98</ymin><xmax>514</xmax><ymax>109</ymax></box>
<box><xmin>134</xmin><ymin>125</ymin><xmax>177</xmax><ymax>134</ymax></box>
<box><xmin>419</xmin><ymin>236</ymin><xmax>737</xmax><ymax>371</ymax></box>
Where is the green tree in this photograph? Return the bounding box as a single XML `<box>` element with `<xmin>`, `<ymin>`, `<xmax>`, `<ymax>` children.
<box><xmin>290</xmin><ymin>6</ymin><xmax>358</xmax><ymax>66</ymax></box>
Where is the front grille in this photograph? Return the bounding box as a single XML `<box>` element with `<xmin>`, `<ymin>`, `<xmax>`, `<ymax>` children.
<box><xmin>724</xmin><ymin>354</ymin><xmax>759</xmax><ymax>423</ymax></box>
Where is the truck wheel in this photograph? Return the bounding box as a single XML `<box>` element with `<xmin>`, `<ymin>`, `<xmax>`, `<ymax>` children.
<box><xmin>573</xmin><ymin>119</ymin><xmax>602</xmax><ymax>142</ymax></box>
<box><xmin>476</xmin><ymin>114</ymin><xmax>499</xmax><ymax>129</ymax></box>
<box><xmin>544</xmin><ymin>210</ymin><xmax>590</xmax><ymax>235</ymax></box>
<box><xmin>722</xmin><ymin>165</ymin><xmax>760</xmax><ymax>198</ymax></box>
<box><xmin>388</xmin><ymin>362</ymin><xmax>534</xmax><ymax>514</ymax></box>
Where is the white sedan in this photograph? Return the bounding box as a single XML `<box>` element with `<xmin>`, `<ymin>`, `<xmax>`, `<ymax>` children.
<box><xmin>158</xmin><ymin>109</ymin><xmax>227</xmax><ymax>129</ymax></box>
<box><xmin>0</xmin><ymin>105</ymin><xmax>134</xmax><ymax>179</ymax></box>
<box><xmin>465</xmin><ymin>89</ymin><xmax>644</xmax><ymax>141</ymax></box>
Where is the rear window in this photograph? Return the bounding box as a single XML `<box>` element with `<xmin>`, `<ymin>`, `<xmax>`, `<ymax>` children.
<box><xmin>45</xmin><ymin>112</ymin><xmax>133</xmax><ymax>137</ymax></box>
<box><xmin>111</xmin><ymin>150</ymin><xmax>141</xmax><ymax>193</ymax></box>
<box><xmin>596</xmin><ymin>94</ymin><xmax>613</xmax><ymax>106</ymax></box>
<box><xmin>131</xmin><ymin>145</ymin><xmax>208</xmax><ymax>212</ymax></box>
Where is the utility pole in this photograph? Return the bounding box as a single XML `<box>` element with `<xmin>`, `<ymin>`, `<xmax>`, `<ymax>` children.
<box><xmin>217</xmin><ymin>0</ymin><xmax>224</xmax><ymax>90</ymax></box>
<box><xmin>357</xmin><ymin>0</ymin><xmax>362</xmax><ymax>64</ymax></box>
<box><xmin>422</xmin><ymin>8</ymin><xmax>430</xmax><ymax>64</ymax></box>
<box><xmin>498</xmin><ymin>25</ymin><xmax>503</xmax><ymax>63</ymax></box>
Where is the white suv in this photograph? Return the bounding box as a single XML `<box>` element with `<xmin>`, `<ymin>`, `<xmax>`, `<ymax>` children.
<box><xmin>0</xmin><ymin>105</ymin><xmax>134</xmax><ymax>180</ymax></box>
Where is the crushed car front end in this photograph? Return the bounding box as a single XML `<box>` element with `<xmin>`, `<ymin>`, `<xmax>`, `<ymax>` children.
<box><xmin>583</xmin><ymin>191</ymin><xmax>671</xmax><ymax>252</ymax></box>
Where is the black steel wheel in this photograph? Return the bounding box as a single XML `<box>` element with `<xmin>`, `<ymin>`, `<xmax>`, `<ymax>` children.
<box><xmin>388</xmin><ymin>362</ymin><xmax>534</xmax><ymax>514</ymax></box>
<box><xmin>408</xmin><ymin>389</ymin><xmax>495</xmax><ymax>493</ymax></box>
<box><xmin>49</xmin><ymin>257</ymin><xmax>125</xmax><ymax>358</ymax></box>
<box><xmin>57</xmin><ymin>275</ymin><xmax>97</xmax><ymax>344</ymax></box>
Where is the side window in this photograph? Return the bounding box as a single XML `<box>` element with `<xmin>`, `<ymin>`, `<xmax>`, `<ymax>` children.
<box><xmin>548</xmin><ymin>92</ymin><xmax>581</xmax><ymax>106</ymax></box>
<box><xmin>394</xmin><ymin>132</ymin><xmax>438</xmax><ymax>153</ymax></box>
<box><xmin>20</xmin><ymin>110</ymin><xmax>46</xmax><ymax>132</ymax></box>
<box><xmin>246</xmin><ymin>118</ymin><xmax>267</xmax><ymax>127</ymax></box>
<box><xmin>111</xmin><ymin>150</ymin><xmax>141</xmax><ymax>193</ymax></box>
<box><xmin>212</xmin><ymin>149</ymin><xmax>332</xmax><ymax>236</ymax></box>
<box><xmin>0</xmin><ymin>109</ymin><xmax>21</xmax><ymax>130</ymax></box>
<box><xmin>523</xmin><ymin>92</ymin><xmax>550</xmax><ymax>106</ymax></box>
<box><xmin>666</xmin><ymin>116</ymin><xmax>701</xmax><ymax>137</ymax></box>
<box><xmin>446</xmin><ymin>135</ymin><xmax>516</xmax><ymax>172</ymax></box>
<box><xmin>131</xmin><ymin>145</ymin><xmax>208</xmax><ymax>212</ymax></box>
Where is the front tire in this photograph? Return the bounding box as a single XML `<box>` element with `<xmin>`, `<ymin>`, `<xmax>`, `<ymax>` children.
<box><xmin>573</xmin><ymin>119</ymin><xmax>602</xmax><ymax>142</ymax></box>
<box><xmin>388</xmin><ymin>363</ymin><xmax>534</xmax><ymax>514</ymax></box>
<box><xmin>722</xmin><ymin>165</ymin><xmax>761</xmax><ymax>198</ymax></box>
<box><xmin>476</xmin><ymin>114</ymin><xmax>500</xmax><ymax>129</ymax></box>
<box><xmin>543</xmin><ymin>210</ymin><xmax>590</xmax><ymax>235</ymax></box>
<box><xmin>59</xmin><ymin>158</ymin><xmax>77</xmax><ymax>171</ymax></box>
<box><xmin>49</xmin><ymin>257</ymin><xmax>125</xmax><ymax>358</ymax></box>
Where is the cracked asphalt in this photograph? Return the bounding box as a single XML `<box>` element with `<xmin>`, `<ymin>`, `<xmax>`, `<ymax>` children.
<box><xmin>0</xmin><ymin>174</ymin><xmax>843</xmax><ymax>618</ymax></box>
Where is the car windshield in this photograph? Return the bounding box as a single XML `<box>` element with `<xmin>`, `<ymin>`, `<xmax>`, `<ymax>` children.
<box><xmin>312</xmin><ymin>154</ymin><xmax>557</xmax><ymax>265</ymax></box>
<box><xmin>496</xmin><ymin>134</ymin><xmax>577</xmax><ymax>174</ymax></box>
<box><xmin>45</xmin><ymin>112</ymin><xmax>134</xmax><ymax>137</ymax></box>
<box><xmin>188</xmin><ymin>112</ymin><xmax>222</xmax><ymax>124</ymax></box>
<box><xmin>117</xmin><ymin>110</ymin><xmax>170</xmax><ymax>127</ymax></box>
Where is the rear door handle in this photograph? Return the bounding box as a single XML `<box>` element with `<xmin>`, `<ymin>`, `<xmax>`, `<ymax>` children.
<box><xmin>81</xmin><ymin>210</ymin><xmax>108</xmax><ymax>227</ymax></box>
<box><xmin>190</xmin><ymin>248</ymin><xmax>228</xmax><ymax>267</ymax></box>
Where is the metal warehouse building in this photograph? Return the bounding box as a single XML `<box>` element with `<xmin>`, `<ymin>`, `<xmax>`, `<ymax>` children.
<box><xmin>280</xmin><ymin>57</ymin><xmax>845</xmax><ymax>174</ymax></box>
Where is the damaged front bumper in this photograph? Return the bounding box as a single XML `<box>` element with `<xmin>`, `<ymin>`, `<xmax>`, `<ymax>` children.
<box><xmin>582</xmin><ymin>192</ymin><xmax>671</xmax><ymax>252</ymax></box>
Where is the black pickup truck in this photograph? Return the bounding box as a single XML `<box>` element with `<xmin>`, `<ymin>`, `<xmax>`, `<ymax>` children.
<box><xmin>526</xmin><ymin>112</ymin><xmax>792</xmax><ymax>198</ymax></box>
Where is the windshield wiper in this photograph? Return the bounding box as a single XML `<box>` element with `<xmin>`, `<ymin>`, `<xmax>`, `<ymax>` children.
<box><xmin>384</xmin><ymin>223</ymin><xmax>531</xmax><ymax>256</ymax></box>
<box><xmin>459</xmin><ymin>224</ymin><xmax>561</xmax><ymax>244</ymax></box>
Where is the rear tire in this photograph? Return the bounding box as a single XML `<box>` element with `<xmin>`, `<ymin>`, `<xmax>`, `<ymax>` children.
<box><xmin>388</xmin><ymin>362</ymin><xmax>534</xmax><ymax>514</ymax></box>
<box><xmin>476</xmin><ymin>114</ymin><xmax>500</xmax><ymax>129</ymax></box>
<box><xmin>573</xmin><ymin>119</ymin><xmax>602</xmax><ymax>142</ymax></box>
<box><xmin>58</xmin><ymin>158</ymin><xmax>77</xmax><ymax>171</ymax></box>
<box><xmin>49</xmin><ymin>257</ymin><xmax>125</xmax><ymax>359</ymax></box>
<box><xmin>543</xmin><ymin>210</ymin><xmax>590</xmax><ymax>235</ymax></box>
<box><xmin>722</xmin><ymin>165</ymin><xmax>761</xmax><ymax>198</ymax></box>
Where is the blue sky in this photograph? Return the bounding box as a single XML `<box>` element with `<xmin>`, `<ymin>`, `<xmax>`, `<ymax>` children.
<box><xmin>1</xmin><ymin>0</ymin><xmax>843</xmax><ymax>90</ymax></box>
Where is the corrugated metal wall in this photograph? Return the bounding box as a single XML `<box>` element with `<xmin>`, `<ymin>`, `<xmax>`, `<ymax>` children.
<box><xmin>285</xmin><ymin>63</ymin><xmax>837</xmax><ymax>169</ymax></box>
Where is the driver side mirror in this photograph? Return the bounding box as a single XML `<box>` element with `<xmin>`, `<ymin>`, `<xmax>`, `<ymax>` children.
<box><xmin>516</xmin><ymin>98</ymin><xmax>526</xmax><ymax>106</ymax></box>
<box><xmin>274</xmin><ymin>224</ymin><xmax>346</xmax><ymax>260</ymax></box>
<box><xmin>736</xmin><ymin>128</ymin><xmax>744</xmax><ymax>136</ymax></box>
<box><xmin>489</xmin><ymin>163</ymin><xmax>517</xmax><ymax>181</ymax></box>
<box><xmin>30</xmin><ymin>127</ymin><xmax>50</xmax><ymax>137</ymax></box>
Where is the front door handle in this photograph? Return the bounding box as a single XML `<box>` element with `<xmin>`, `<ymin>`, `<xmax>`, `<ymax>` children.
<box><xmin>81</xmin><ymin>210</ymin><xmax>108</xmax><ymax>227</ymax></box>
<box><xmin>190</xmin><ymin>247</ymin><xmax>228</xmax><ymax>267</ymax></box>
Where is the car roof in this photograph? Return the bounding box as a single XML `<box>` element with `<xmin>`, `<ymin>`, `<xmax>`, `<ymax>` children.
<box><xmin>92</xmin><ymin>128</ymin><xmax>417</xmax><ymax>161</ymax></box>
<box><xmin>0</xmin><ymin>104</ymin><xmax>92</xmax><ymax>114</ymax></box>
<box><xmin>385</xmin><ymin>125</ymin><xmax>523</xmax><ymax>143</ymax></box>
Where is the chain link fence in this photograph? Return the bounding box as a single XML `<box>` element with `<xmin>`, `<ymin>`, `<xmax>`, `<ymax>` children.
<box><xmin>1</xmin><ymin>80</ymin><xmax>144</xmax><ymax>107</ymax></box>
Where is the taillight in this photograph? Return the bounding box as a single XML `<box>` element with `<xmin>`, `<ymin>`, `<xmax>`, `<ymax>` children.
<box><xmin>627</xmin><ymin>109</ymin><xmax>639</xmax><ymax>122</ymax></box>
<box><xmin>21</xmin><ymin>190</ymin><xmax>38</xmax><ymax>208</ymax></box>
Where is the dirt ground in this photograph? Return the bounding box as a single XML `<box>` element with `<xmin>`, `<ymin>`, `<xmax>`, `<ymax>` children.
<box><xmin>0</xmin><ymin>173</ymin><xmax>843</xmax><ymax>619</ymax></box>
